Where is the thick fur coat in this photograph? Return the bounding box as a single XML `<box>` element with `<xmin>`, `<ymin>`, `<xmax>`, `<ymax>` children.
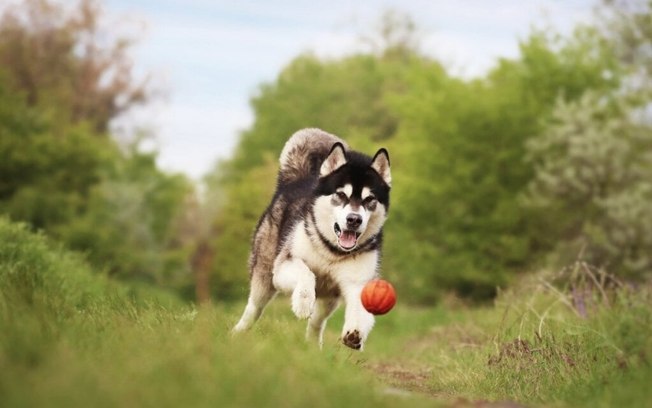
<box><xmin>233</xmin><ymin>128</ymin><xmax>391</xmax><ymax>350</ymax></box>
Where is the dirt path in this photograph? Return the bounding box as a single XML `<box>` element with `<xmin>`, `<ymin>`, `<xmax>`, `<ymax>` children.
<box><xmin>365</xmin><ymin>350</ymin><xmax>526</xmax><ymax>407</ymax></box>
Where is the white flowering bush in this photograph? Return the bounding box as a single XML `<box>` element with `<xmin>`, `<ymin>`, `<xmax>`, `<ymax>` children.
<box><xmin>525</xmin><ymin>92</ymin><xmax>652</xmax><ymax>278</ymax></box>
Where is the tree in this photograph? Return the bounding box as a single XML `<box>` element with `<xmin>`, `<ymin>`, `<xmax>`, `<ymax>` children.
<box><xmin>525</xmin><ymin>93</ymin><xmax>652</xmax><ymax>278</ymax></box>
<box><xmin>59</xmin><ymin>145</ymin><xmax>194</xmax><ymax>288</ymax></box>
<box><xmin>0</xmin><ymin>0</ymin><xmax>149</xmax><ymax>132</ymax></box>
<box><xmin>0</xmin><ymin>73</ymin><xmax>114</xmax><ymax>229</ymax></box>
<box><xmin>0</xmin><ymin>1</ymin><xmax>195</xmax><ymax>295</ymax></box>
<box><xmin>379</xmin><ymin>28</ymin><xmax>620</xmax><ymax>301</ymax></box>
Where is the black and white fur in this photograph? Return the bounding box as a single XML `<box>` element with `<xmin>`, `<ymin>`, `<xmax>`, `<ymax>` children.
<box><xmin>233</xmin><ymin>128</ymin><xmax>391</xmax><ymax>350</ymax></box>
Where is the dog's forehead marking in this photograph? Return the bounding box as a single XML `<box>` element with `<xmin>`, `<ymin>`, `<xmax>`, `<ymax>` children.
<box><xmin>336</xmin><ymin>184</ymin><xmax>353</xmax><ymax>198</ymax></box>
<box><xmin>361</xmin><ymin>187</ymin><xmax>372</xmax><ymax>200</ymax></box>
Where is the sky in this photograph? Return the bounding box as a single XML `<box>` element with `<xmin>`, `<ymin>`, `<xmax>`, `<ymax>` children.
<box><xmin>104</xmin><ymin>0</ymin><xmax>597</xmax><ymax>180</ymax></box>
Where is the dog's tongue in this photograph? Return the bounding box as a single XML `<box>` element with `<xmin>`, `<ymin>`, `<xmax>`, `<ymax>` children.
<box><xmin>338</xmin><ymin>230</ymin><xmax>357</xmax><ymax>249</ymax></box>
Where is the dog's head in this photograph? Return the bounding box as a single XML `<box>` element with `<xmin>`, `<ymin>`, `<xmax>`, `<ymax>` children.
<box><xmin>313</xmin><ymin>143</ymin><xmax>391</xmax><ymax>252</ymax></box>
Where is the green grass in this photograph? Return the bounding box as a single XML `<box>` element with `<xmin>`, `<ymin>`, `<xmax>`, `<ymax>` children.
<box><xmin>1</xmin><ymin>218</ymin><xmax>651</xmax><ymax>407</ymax></box>
<box><xmin>0</xmin><ymin>219</ymin><xmax>434</xmax><ymax>407</ymax></box>
<box><xmin>364</xmin><ymin>275</ymin><xmax>652</xmax><ymax>407</ymax></box>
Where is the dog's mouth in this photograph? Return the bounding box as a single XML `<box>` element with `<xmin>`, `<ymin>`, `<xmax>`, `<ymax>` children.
<box><xmin>334</xmin><ymin>223</ymin><xmax>361</xmax><ymax>250</ymax></box>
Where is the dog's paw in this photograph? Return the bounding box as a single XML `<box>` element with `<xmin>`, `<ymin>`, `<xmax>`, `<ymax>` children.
<box><xmin>232</xmin><ymin>322</ymin><xmax>246</xmax><ymax>333</ymax></box>
<box><xmin>291</xmin><ymin>288</ymin><xmax>315</xmax><ymax>320</ymax></box>
<box><xmin>342</xmin><ymin>330</ymin><xmax>362</xmax><ymax>350</ymax></box>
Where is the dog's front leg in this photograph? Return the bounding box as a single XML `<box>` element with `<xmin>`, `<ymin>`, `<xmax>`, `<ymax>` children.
<box><xmin>273</xmin><ymin>257</ymin><xmax>316</xmax><ymax>319</ymax></box>
<box><xmin>340</xmin><ymin>283</ymin><xmax>375</xmax><ymax>350</ymax></box>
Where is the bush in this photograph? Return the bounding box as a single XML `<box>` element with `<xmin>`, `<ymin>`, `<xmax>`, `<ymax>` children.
<box><xmin>525</xmin><ymin>93</ymin><xmax>652</xmax><ymax>279</ymax></box>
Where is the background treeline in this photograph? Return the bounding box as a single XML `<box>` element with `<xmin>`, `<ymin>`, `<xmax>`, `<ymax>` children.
<box><xmin>0</xmin><ymin>0</ymin><xmax>196</xmax><ymax>297</ymax></box>
<box><xmin>205</xmin><ymin>5</ymin><xmax>652</xmax><ymax>303</ymax></box>
<box><xmin>1</xmin><ymin>0</ymin><xmax>651</xmax><ymax>304</ymax></box>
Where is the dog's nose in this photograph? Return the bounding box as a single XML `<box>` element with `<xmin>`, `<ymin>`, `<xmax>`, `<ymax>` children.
<box><xmin>346</xmin><ymin>213</ymin><xmax>362</xmax><ymax>229</ymax></box>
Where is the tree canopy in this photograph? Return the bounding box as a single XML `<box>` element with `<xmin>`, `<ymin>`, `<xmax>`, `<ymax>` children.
<box><xmin>2</xmin><ymin>0</ymin><xmax>651</xmax><ymax>304</ymax></box>
<box><xmin>0</xmin><ymin>0</ymin><xmax>194</xmax><ymax>295</ymax></box>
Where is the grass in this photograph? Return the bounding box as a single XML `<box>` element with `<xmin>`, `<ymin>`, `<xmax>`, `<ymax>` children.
<box><xmin>0</xmin><ymin>219</ymin><xmax>433</xmax><ymax>408</ymax></box>
<box><xmin>365</xmin><ymin>270</ymin><xmax>652</xmax><ymax>407</ymax></box>
<box><xmin>1</xmin><ymin>218</ymin><xmax>651</xmax><ymax>407</ymax></box>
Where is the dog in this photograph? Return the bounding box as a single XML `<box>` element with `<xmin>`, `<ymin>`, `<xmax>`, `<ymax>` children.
<box><xmin>233</xmin><ymin>128</ymin><xmax>391</xmax><ymax>350</ymax></box>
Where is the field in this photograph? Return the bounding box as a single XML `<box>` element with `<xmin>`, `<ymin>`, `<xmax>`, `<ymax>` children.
<box><xmin>1</xmin><ymin>218</ymin><xmax>651</xmax><ymax>407</ymax></box>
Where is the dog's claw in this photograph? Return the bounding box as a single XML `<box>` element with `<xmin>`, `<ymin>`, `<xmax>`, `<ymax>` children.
<box><xmin>342</xmin><ymin>330</ymin><xmax>362</xmax><ymax>350</ymax></box>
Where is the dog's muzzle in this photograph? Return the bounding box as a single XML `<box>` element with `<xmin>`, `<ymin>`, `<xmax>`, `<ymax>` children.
<box><xmin>334</xmin><ymin>221</ymin><xmax>361</xmax><ymax>250</ymax></box>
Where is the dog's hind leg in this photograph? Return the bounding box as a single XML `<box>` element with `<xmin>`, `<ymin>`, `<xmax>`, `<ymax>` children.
<box><xmin>306</xmin><ymin>297</ymin><xmax>339</xmax><ymax>348</ymax></box>
<box><xmin>233</xmin><ymin>273</ymin><xmax>276</xmax><ymax>332</ymax></box>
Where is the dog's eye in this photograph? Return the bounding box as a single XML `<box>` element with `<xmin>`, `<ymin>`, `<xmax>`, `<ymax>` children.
<box><xmin>363</xmin><ymin>196</ymin><xmax>377</xmax><ymax>209</ymax></box>
<box><xmin>335</xmin><ymin>191</ymin><xmax>348</xmax><ymax>201</ymax></box>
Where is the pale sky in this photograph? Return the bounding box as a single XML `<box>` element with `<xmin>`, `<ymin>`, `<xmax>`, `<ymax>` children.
<box><xmin>104</xmin><ymin>0</ymin><xmax>597</xmax><ymax>180</ymax></box>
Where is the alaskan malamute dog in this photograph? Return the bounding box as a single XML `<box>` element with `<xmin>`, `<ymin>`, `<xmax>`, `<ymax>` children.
<box><xmin>233</xmin><ymin>128</ymin><xmax>391</xmax><ymax>350</ymax></box>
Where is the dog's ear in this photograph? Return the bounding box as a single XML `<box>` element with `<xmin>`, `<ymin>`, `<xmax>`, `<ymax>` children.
<box><xmin>371</xmin><ymin>148</ymin><xmax>391</xmax><ymax>186</ymax></box>
<box><xmin>320</xmin><ymin>143</ymin><xmax>347</xmax><ymax>177</ymax></box>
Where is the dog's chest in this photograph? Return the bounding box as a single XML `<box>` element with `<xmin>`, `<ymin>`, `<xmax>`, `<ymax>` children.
<box><xmin>290</xmin><ymin>224</ymin><xmax>377</xmax><ymax>290</ymax></box>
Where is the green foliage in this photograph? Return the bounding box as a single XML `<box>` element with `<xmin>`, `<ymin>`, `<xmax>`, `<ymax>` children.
<box><xmin>525</xmin><ymin>93</ymin><xmax>652</xmax><ymax>278</ymax></box>
<box><xmin>208</xmin><ymin>159</ymin><xmax>278</xmax><ymax>300</ymax></box>
<box><xmin>0</xmin><ymin>0</ymin><xmax>195</xmax><ymax>295</ymax></box>
<box><xmin>58</xmin><ymin>147</ymin><xmax>193</xmax><ymax>287</ymax></box>
<box><xmin>0</xmin><ymin>218</ymin><xmax>114</xmax><ymax>318</ymax></box>
<box><xmin>0</xmin><ymin>70</ymin><xmax>193</xmax><ymax>291</ymax></box>
<box><xmin>1</xmin><ymin>0</ymin><xmax>650</xmax><ymax>308</ymax></box>
<box><xmin>0</xmin><ymin>77</ymin><xmax>114</xmax><ymax>229</ymax></box>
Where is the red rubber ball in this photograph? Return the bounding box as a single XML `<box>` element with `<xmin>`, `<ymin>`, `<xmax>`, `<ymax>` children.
<box><xmin>361</xmin><ymin>279</ymin><xmax>396</xmax><ymax>315</ymax></box>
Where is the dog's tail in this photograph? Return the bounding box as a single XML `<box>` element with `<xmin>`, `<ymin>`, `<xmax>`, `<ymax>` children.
<box><xmin>278</xmin><ymin>128</ymin><xmax>348</xmax><ymax>184</ymax></box>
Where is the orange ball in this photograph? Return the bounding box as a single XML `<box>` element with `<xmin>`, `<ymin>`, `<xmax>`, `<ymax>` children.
<box><xmin>361</xmin><ymin>279</ymin><xmax>396</xmax><ymax>315</ymax></box>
